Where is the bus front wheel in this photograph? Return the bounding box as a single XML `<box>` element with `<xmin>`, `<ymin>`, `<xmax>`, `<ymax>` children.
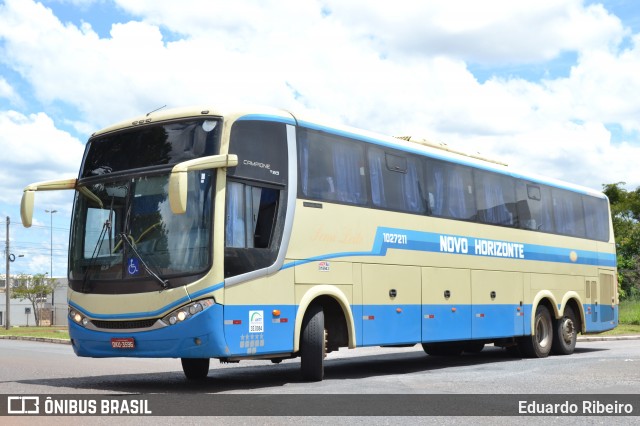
<box><xmin>552</xmin><ymin>305</ymin><xmax>577</xmax><ymax>355</ymax></box>
<box><xmin>181</xmin><ymin>358</ymin><xmax>210</xmax><ymax>380</ymax></box>
<box><xmin>519</xmin><ymin>305</ymin><xmax>553</xmax><ymax>358</ymax></box>
<box><xmin>300</xmin><ymin>303</ymin><xmax>326</xmax><ymax>382</ymax></box>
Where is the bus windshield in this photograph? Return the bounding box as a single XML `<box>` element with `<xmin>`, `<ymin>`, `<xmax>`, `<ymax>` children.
<box><xmin>68</xmin><ymin>118</ymin><xmax>221</xmax><ymax>294</ymax></box>
<box><xmin>69</xmin><ymin>171</ymin><xmax>214</xmax><ymax>293</ymax></box>
<box><xmin>81</xmin><ymin>118</ymin><xmax>221</xmax><ymax>177</ymax></box>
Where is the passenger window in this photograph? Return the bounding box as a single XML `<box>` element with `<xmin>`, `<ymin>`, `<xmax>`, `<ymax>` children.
<box><xmin>298</xmin><ymin>128</ymin><xmax>368</xmax><ymax>205</ymax></box>
<box><xmin>426</xmin><ymin>160</ymin><xmax>476</xmax><ymax>220</ymax></box>
<box><xmin>475</xmin><ymin>171</ymin><xmax>517</xmax><ymax>226</ymax></box>
<box><xmin>516</xmin><ymin>182</ymin><xmax>554</xmax><ymax>232</ymax></box>
<box><xmin>552</xmin><ymin>188</ymin><xmax>586</xmax><ymax>238</ymax></box>
<box><xmin>368</xmin><ymin>147</ymin><xmax>425</xmax><ymax>213</ymax></box>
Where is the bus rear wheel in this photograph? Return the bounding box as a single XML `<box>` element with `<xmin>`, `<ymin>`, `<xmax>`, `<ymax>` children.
<box><xmin>181</xmin><ymin>358</ymin><xmax>210</xmax><ymax>380</ymax></box>
<box><xmin>552</xmin><ymin>305</ymin><xmax>577</xmax><ymax>355</ymax></box>
<box><xmin>519</xmin><ymin>305</ymin><xmax>553</xmax><ymax>358</ymax></box>
<box><xmin>300</xmin><ymin>303</ymin><xmax>326</xmax><ymax>382</ymax></box>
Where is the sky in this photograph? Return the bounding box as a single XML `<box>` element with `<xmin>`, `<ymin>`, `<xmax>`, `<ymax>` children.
<box><xmin>1</xmin><ymin>0</ymin><xmax>640</xmax><ymax>276</ymax></box>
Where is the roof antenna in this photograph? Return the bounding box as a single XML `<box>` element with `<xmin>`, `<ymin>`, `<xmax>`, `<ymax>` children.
<box><xmin>147</xmin><ymin>105</ymin><xmax>167</xmax><ymax>117</ymax></box>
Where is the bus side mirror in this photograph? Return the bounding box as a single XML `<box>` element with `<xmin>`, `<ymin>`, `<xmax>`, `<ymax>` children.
<box><xmin>20</xmin><ymin>178</ymin><xmax>77</xmax><ymax>227</ymax></box>
<box><xmin>169</xmin><ymin>154</ymin><xmax>238</xmax><ymax>214</ymax></box>
<box><xmin>21</xmin><ymin>190</ymin><xmax>35</xmax><ymax>228</ymax></box>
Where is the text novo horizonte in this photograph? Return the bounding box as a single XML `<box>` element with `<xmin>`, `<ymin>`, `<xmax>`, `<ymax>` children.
<box><xmin>439</xmin><ymin>235</ymin><xmax>525</xmax><ymax>259</ymax></box>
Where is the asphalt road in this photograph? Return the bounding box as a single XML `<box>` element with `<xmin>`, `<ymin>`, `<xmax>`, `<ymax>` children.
<box><xmin>0</xmin><ymin>338</ymin><xmax>638</xmax><ymax>424</ymax></box>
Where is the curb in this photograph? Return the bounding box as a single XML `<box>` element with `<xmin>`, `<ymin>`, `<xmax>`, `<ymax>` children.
<box><xmin>577</xmin><ymin>335</ymin><xmax>640</xmax><ymax>342</ymax></box>
<box><xmin>0</xmin><ymin>335</ymin><xmax>71</xmax><ymax>345</ymax></box>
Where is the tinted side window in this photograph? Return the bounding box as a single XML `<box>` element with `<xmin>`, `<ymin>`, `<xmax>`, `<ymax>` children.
<box><xmin>426</xmin><ymin>160</ymin><xmax>476</xmax><ymax>220</ymax></box>
<box><xmin>516</xmin><ymin>182</ymin><xmax>554</xmax><ymax>232</ymax></box>
<box><xmin>583</xmin><ymin>196</ymin><xmax>610</xmax><ymax>242</ymax></box>
<box><xmin>552</xmin><ymin>189</ymin><xmax>586</xmax><ymax>238</ymax></box>
<box><xmin>224</xmin><ymin>181</ymin><xmax>282</xmax><ymax>278</ymax></box>
<box><xmin>475</xmin><ymin>171</ymin><xmax>517</xmax><ymax>226</ymax></box>
<box><xmin>368</xmin><ymin>147</ymin><xmax>426</xmax><ymax>213</ymax></box>
<box><xmin>298</xmin><ymin>128</ymin><xmax>368</xmax><ymax>205</ymax></box>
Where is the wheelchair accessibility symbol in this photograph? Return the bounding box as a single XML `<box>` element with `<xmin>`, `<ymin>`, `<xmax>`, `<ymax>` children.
<box><xmin>128</xmin><ymin>258</ymin><xmax>140</xmax><ymax>275</ymax></box>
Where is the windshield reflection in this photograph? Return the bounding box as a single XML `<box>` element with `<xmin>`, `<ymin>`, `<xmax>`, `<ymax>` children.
<box><xmin>70</xmin><ymin>171</ymin><xmax>213</xmax><ymax>290</ymax></box>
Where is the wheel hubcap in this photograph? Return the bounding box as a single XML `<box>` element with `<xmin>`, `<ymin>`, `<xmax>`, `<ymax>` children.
<box><xmin>561</xmin><ymin>318</ymin><xmax>575</xmax><ymax>345</ymax></box>
<box><xmin>536</xmin><ymin>316</ymin><xmax>551</xmax><ymax>347</ymax></box>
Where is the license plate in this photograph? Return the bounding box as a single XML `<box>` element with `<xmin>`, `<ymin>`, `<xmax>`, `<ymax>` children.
<box><xmin>111</xmin><ymin>337</ymin><xmax>135</xmax><ymax>349</ymax></box>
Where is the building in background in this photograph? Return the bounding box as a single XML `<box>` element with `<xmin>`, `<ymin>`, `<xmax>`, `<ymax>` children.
<box><xmin>0</xmin><ymin>276</ymin><xmax>68</xmax><ymax>327</ymax></box>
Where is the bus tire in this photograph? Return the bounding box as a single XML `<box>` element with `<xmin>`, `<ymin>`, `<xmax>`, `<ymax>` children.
<box><xmin>181</xmin><ymin>358</ymin><xmax>210</xmax><ymax>380</ymax></box>
<box><xmin>552</xmin><ymin>305</ymin><xmax>577</xmax><ymax>355</ymax></box>
<box><xmin>300</xmin><ymin>303</ymin><xmax>326</xmax><ymax>382</ymax></box>
<box><xmin>519</xmin><ymin>305</ymin><xmax>553</xmax><ymax>358</ymax></box>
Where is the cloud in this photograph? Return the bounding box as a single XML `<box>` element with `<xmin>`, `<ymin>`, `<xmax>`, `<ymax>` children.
<box><xmin>0</xmin><ymin>0</ymin><xmax>639</xmax><ymax>193</ymax></box>
<box><xmin>0</xmin><ymin>110</ymin><xmax>84</xmax><ymax>203</ymax></box>
<box><xmin>319</xmin><ymin>0</ymin><xmax>626</xmax><ymax>64</ymax></box>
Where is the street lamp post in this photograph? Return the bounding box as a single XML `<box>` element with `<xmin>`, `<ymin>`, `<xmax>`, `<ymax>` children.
<box><xmin>5</xmin><ymin>216</ymin><xmax>9</xmax><ymax>330</ymax></box>
<box><xmin>45</xmin><ymin>209</ymin><xmax>57</xmax><ymax>325</ymax></box>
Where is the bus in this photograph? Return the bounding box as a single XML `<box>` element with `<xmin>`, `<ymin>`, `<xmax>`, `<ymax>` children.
<box><xmin>20</xmin><ymin>105</ymin><xmax>618</xmax><ymax>381</ymax></box>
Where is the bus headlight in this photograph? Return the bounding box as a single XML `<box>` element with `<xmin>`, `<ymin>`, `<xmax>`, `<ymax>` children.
<box><xmin>69</xmin><ymin>309</ymin><xmax>89</xmax><ymax>328</ymax></box>
<box><xmin>161</xmin><ymin>298</ymin><xmax>215</xmax><ymax>326</ymax></box>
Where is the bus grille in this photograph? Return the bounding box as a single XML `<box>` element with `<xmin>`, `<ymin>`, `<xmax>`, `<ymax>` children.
<box><xmin>92</xmin><ymin>319</ymin><xmax>158</xmax><ymax>330</ymax></box>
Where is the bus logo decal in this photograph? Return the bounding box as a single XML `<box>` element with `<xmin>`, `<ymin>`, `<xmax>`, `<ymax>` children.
<box><xmin>249</xmin><ymin>310</ymin><xmax>264</xmax><ymax>333</ymax></box>
<box><xmin>318</xmin><ymin>261</ymin><xmax>330</xmax><ymax>272</ymax></box>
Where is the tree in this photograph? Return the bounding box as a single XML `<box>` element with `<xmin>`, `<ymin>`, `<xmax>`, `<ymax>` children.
<box><xmin>603</xmin><ymin>183</ymin><xmax>640</xmax><ymax>299</ymax></box>
<box><xmin>11</xmin><ymin>273</ymin><xmax>56</xmax><ymax>326</ymax></box>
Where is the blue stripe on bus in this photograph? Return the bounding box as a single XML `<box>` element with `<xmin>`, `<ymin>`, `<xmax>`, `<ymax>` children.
<box><xmin>68</xmin><ymin>302</ymin><xmax>618</xmax><ymax>359</ymax></box>
<box><xmin>283</xmin><ymin>227</ymin><xmax>617</xmax><ymax>269</ymax></box>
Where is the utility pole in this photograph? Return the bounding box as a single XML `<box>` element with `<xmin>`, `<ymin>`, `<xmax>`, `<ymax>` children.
<box><xmin>5</xmin><ymin>216</ymin><xmax>10</xmax><ymax>330</ymax></box>
<box><xmin>46</xmin><ymin>209</ymin><xmax>57</xmax><ymax>325</ymax></box>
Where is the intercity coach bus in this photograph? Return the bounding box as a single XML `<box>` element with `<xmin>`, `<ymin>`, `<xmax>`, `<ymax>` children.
<box><xmin>20</xmin><ymin>106</ymin><xmax>617</xmax><ymax>381</ymax></box>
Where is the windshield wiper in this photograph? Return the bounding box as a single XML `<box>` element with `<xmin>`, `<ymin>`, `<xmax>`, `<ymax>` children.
<box><xmin>82</xmin><ymin>215</ymin><xmax>112</xmax><ymax>292</ymax></box>
<box><xmin>118</xmin><ymin>233</ymin><xmax>169</xmax><ymax>291</ymax></box>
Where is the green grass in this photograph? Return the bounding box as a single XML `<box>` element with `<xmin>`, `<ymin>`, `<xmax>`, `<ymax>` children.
<box><xmin>618</xmin><ymin>299</ymin><xmax>640</xmax><ymax>325</ymax></box>
<box><xmin>0</xmin><ymin>326</ymin><xmax>69</xmax><ymax>340</ymax></box>
<box><xmin>600</xmin><ymin>323</ymin><xmax>640</xmax><ymax>335</ymax></box>
<box><xmin>1</xmin><ymin>300</ymin><xmax>639</xmax><ymax>341</ymax></box>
